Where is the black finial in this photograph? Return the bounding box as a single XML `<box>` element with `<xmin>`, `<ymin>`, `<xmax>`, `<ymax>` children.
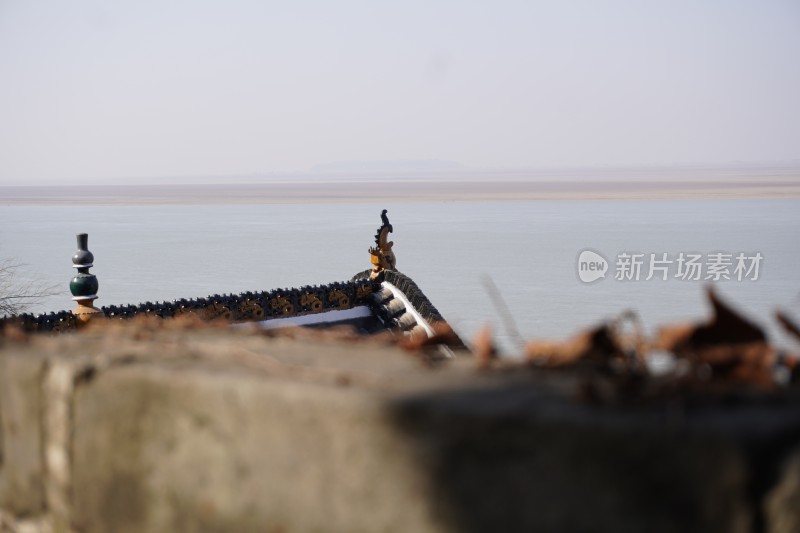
<box><xmin>381</xmin><ymin>209</ymin><xmax>393</xmax><ymax>233</ymax></box>
<box><xmin>70</xmin><ymin>233</ymin><xmax>98</xmax><ymax>301</ymax></box>
<box><xmin>70</xmin><ymin>233</ymin><xmax>104</xmax><ymax>323</ymax></box>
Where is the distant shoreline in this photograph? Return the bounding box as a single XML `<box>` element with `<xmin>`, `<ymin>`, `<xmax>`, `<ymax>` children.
<box><xmin>2</xmin><ymin>178</ymin><xmax>800</xmax><ymax>205</ymax></box>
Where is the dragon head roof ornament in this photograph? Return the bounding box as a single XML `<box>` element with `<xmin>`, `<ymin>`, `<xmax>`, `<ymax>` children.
<box><xmin>368</xmin><ymin>209</ymin><xmax>397</xmax><ymax>280</ymax></box>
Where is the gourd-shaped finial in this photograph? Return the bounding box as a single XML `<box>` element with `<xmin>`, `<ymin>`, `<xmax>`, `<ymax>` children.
<box><xmin>70</xmin><ymin>233</ymin><xmax>103</xmax><ymax>324</ymax></box>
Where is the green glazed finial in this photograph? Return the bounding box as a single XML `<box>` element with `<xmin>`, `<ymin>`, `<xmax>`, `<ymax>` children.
<box><xmin>70</xmin><ymin>233</ymin><xmax>99</xmax><ymax>301</ymax></box>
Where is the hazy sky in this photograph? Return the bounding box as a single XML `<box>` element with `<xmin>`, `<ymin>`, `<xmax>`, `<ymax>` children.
<box><xmin>0</xmin><ymin>1</ymin><xmax>798</xmax><ymax>185</ymax></box>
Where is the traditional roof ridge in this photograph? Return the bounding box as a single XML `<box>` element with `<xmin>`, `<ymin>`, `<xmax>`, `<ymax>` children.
<box><xmin>353</xmin><ymin>270</ymin><xmax>444</xmax><ymax>324</ymax></box>
<box><xmin>353</xmin><ymin>269</ymin><xmax>467</xmax><ymax>350</ymax></box>
<box><xmin>2</xmin><ymin>278</ymin><xmax>379</xmax><ymax>334</ymax></box>
<box><xmin>1</xmin><ymin>211</ymin><xmax>462</xmax><ymax>348</ymax></box>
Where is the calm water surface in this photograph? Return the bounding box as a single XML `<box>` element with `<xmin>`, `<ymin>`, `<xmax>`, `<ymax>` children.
<box><xmin>1</xmin><ymin>200</ymin><xmax>798</xmax><ymax>352</ymax></box>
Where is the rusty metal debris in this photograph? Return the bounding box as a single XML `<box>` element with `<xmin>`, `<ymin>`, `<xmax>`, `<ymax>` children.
<box><xmin>473</xmin><ymin>325</ymin><xmax>498</xmax><ymax>370</ymax></box>
<box><xmin>654</xmin><ymin>288</ymin><xmax>797</xmax><ymax>388</ymax></box>
<box><xmin>776</xmin><ymin>310</ymin><xmax>800</xmax><ymax>343</ymax></box>
<box><xmin>523</xmin><ymin>309</ymin><xmax>645</xmax><ymax>373</ymax></box>
<box><xmin>486</xmin><ymin>287</ymin><xmax>800</xmax><ymax>394</ymax></box>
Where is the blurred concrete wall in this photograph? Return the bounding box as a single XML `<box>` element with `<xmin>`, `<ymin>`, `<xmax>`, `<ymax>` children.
<box><xmin>0</xmin><ymin>327</ymin><xmax>798</xmax><ymax>533</ymax></box>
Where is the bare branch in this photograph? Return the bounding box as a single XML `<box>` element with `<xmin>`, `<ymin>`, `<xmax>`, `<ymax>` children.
<box><xmin>0</xmin><ymin>258</ymin><xmax>60</xmax><ymax>317</ymax></box>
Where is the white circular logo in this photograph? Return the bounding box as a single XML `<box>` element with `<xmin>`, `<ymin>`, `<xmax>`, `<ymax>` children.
<box><xmin>577</xmin><ymin>249</ymin><xmax>608</xmax><ymax>283</ymax></box>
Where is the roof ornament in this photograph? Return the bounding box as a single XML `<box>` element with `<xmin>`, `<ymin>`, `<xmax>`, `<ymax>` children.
<box><xmin>70</xmin><ymin>233</ymin><xmax>104</xmax><ymax>325</ymax></box>
<box><xmin>369</xmin><ymin>209</ymin><xmax>397</xmax><ymax>281</ymax></box>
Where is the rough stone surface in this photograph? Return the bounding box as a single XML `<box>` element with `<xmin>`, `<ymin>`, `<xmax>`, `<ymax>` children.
<box><xmin>765</xmin><ymin>445</ymin><xmax>800</xmax><ymax>533</ymax></box>
<box><xmin>0</xmin><ymin>352</ymin><xmax>47</xmax><ymax>515</ymax></box>
<box><xmin>389</xmin><ymin>382</ymin><xmax>756</xmax><ymax>533</ymax></box>
<box><xmin>71</xmin><ymin>363</ymin><xmax>442</xmax><ymax>533</ymax></box>
<box><xmin>0</xmin><ymin>327</ymin><xmax>799</xmax><ymax>533</ymax></box>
